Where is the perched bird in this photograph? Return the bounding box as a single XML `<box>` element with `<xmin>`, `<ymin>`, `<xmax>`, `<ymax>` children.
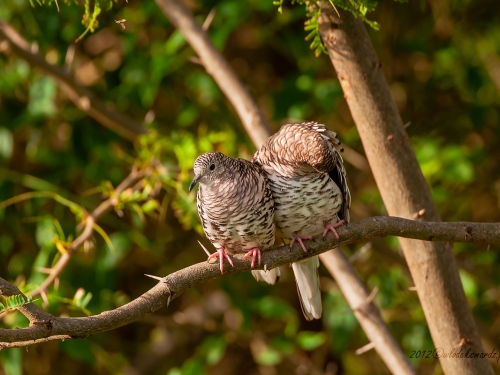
<box><xmin>189</xmin><ymin>152</ymin><xmax>279</xmax><ymax>284</ymax></box>
<box><xmin>253</xmin><ymin>122</ymin><xmax>351</xmax><ymax>320</ymax></box>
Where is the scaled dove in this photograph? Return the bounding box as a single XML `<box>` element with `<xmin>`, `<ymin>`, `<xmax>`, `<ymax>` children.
<box><xmin>189</xmin><ymin>152</ymin><xmax>280</xmax><ymax>284</ymax></box>
<box><xmin>253</xmin><ymin>122</ymin><xmax>351</xmax><ymax>320</ymax></box>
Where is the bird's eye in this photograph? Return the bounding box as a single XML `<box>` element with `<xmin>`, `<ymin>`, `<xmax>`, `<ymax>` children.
<box><xmin>209</xmin><ymin>164</ymin><xmax>215</xmax><ymax>171</ymax></box>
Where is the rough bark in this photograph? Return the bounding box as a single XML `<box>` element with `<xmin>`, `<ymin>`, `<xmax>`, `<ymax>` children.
<box><xmin>318</xmin><ymin>6</ymin><xmax>494</xmax><ymax>374</ymax></box>
<box><xmin>1</xmin><ymin>216</ymin><xmax>498</xmax><ymax>349</ymax></box>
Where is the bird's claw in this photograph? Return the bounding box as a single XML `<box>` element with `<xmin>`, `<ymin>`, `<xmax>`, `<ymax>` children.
<box><xmin>322</xmin><ymin>220</ymin><xmax>346</xmax><ymax>240</ymax></box>
<box><xmin>207</xmin><ymin>248</ymin><xmax>234</xmax><ymax>274</ymax></box>
<box><xmin>290</xmin><ymin>235</ymin><xmax>312</xmax><ymax>253</ymax></box>
<box><xmin>243</xmin><ymin>247</ymin><xmax>262</xmax><ymax>268</ymax></box>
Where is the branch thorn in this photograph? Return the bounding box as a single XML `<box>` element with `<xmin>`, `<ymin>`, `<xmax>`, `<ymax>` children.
<box><xmin>197</xmin><ymin>241</ymin><xmax>212</xmax><ymax>257</ymax></box>
<box><xmin>355</xmin><ymin>342</ymin><xmax>375</xmax><ymax>355</ymax></box>
<box><xmin>144</xmin><ymin>274</ymin><xmax>164</xmax><ymax>281</ymax></box>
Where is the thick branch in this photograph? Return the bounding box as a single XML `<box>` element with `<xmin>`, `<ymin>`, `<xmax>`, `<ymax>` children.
<box><xmin>1</xmin><ymin>217</ymin><xmax>498</xmax><ymax>348</ymax></box>
<box><xmin>0</xmin><ymin>21</ymin><xmax>147</xmax><ymax>141</ymax></box>
<box><xmin>318</xmin><ymin>6</ymin><xmax>494</xmax><ymax>375</ymax></box>
<box><xmin>155</xmin><ymin>0</ymin><xmax>271</xmax><ymax>148</ymax></box>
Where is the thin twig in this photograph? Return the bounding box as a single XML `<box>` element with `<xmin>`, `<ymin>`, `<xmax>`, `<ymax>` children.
<box><xmin>349</xmin><ymin>242</ymin><xmax>371</xmax><ymax>263</ymax></box>
<box><xmin>155</xmin><ymin>0</ymin><xmax>271</xmax><ymax>148</ymax></box>
<box><xmin>320</xmin><ymin>250</ymin><xmax>414</xmax><ymax>374</ymax></box>
<box><xmin>202</xmin><ymin>8</ymin><xmax>216</xmax><ymax>31</ymax></box>
<box><xmin>355</xmin><ymin>342</ymin><xmax>376</xmax><ymax>355</ymax></box>
<box><xmin>0</xmin><ymin>21</ymin><xmax>147</xmax><ymax>140</ymax></box>
<box><xmin>29</xmin><ymin>168</ymin><xmax>144</xmax><ymax>297</ymax></box>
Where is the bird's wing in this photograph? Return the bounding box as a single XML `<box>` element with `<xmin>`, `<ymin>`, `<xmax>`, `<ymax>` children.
<box><xmin>254</xmin><ymin>121</ymin><xmax>350</xmax><ymax>222</ymax></box>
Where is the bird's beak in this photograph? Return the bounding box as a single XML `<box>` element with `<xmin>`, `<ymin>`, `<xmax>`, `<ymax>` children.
<box><xmin>189</xmin><ymin>175</ymin><xmax>201</xmax><ymax>192</ymax></box>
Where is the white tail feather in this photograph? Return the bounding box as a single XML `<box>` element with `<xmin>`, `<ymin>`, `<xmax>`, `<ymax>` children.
<box><xmin>252</xmin><ymin>268</ymin><xmax>281</xmax><ymax>285</ymax></box>
<box><xmin>292</xmin><ymin>256</ymin><xmax>322</xmax><ymax>320</ymax></box>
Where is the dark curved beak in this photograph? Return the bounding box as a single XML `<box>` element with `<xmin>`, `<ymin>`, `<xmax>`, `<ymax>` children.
<box><xmin>189</xmin><ymin>175</ymin><xmax>201</xmax><ymax>192</ymax></box>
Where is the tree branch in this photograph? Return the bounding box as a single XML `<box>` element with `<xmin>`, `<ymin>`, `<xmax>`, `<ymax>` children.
<box><xmin>320</xmin><ymin>249</ymin><xmax>415</xmax><ymax>375</ymax></box>
<box><xmin>155</xmin><ymin>0</ymin><xmax>271</xmax><ymax>148</ymax></box>
<box><xmin>1</xmin><ymin>217</ymin><xmax>498</xmax><ymax>349</ymax></box>
<box><xmin>318</xmin><ymin>6</ymin><xmax>494</xmax><ymax>375</ymax></box>
<box><xmin>0</xmin><ymin>21</ymin><xmax>147</xmax><ymax>141</ymax></box>
<box><xmin>0</xmin><ymin>167</ymin><xmax>145</xmax><ymax>299</ymax></box>
<box><xmin>151</xmin><ymin>4</ymin><xmax>482</xmax><ymax>373</ymax></box>
<box><xmin>31</xmin><ymin>167</ymin><xmax>144</xmax><ymax>298</ymax></box>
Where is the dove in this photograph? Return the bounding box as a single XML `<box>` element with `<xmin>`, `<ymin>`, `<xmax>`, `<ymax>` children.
<box><xmin>253</xmin><ymin>122</ymin><xmax>351</xmax><ymax>320</ymax></box>
<box><xmin>189</xmin><ymin>152</ymin><xmax>280</xmax><ymax>284</ymax></box>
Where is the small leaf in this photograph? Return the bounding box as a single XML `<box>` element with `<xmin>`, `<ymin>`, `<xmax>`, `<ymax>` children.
<box><xmin>255</xmin><ymin>346</ymin><xmax>282</xmax><ymax>366</ymax></box>
<box><xmin>296</xmin><ymin>331</ymin><xmax>326</xmax><ymax>350</ymax></box>
<box><xmin>73</xmin><ymin>288</ymin><xmax>86</xmax><ymax>305</ymax></box>
<box><xmin>54</xmin><ymin>239</ymin><xmax>68</xmax><ymax>254</ymax></box>
<box><xmin>0</xmin><ymin>127</ymin><xmax>13</xmax><ymax>159</ymax></box>
<box><xmin>36</xmin><ymin>217</ymin><xmax>57</xmax><ymax>249</ymax></box>
<box><xmin>92</xmin><ymin>223</ymin><xmax>116</xmax><ymax>253</ymax></box>
<box><xmin>141</xmin><ymin>199</ymin><xmax>159</xmax><ymax>213</ymax></box>
<box><xmin>5</xmin><ymin>294</ymin><xmax>27</xmax><ymax>309</ymax></box>
<box><xmin>305</xmin><ymin>30</ymin><xmax>316</xmax><ymax>41</ymax></box>
<box><xmin>80</xmin><ymin>292</ymin><xmax>93</xmax><ymax>309</ymax></box>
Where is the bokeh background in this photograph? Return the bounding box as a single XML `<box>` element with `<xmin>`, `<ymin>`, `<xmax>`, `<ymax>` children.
<box><xmin>1</xmin><ymin>0</ymin><xmax>500</xmax><ymax>374</ymax></box>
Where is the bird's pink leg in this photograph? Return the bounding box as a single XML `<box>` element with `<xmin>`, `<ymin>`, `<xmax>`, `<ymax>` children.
<box><xmin>322</xmin><ymin>220</ymin><xmax>346</xmax><ymax>239</ymax></box>
<box><xmin>290</xmin><ymin>234</ymin><xmax>312</xmax><ymax>253</ymax></box>
<box><xmin>207</xmin><ymin>248</ymin><xmax>234</xmax><ymax>274</ymax></box>
<box><xmin>243</xmin><ymin>247</ymin><xmax>262</xmax><ymax>268</ymax></box>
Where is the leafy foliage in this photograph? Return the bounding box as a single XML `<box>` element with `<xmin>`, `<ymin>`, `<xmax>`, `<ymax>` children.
<box><xmin>1</xmin><ymin>0</ymin><xmax>500</xmax><ymax>374</ymax></box>
<box><xmin>0</xmin><ymin>294</ymin><xmax>36</xmax><ymax>313</ymax></box>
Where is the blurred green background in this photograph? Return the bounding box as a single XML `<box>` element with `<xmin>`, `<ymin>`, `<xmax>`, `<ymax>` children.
<box><xmin>1</xmin><ymin>0</ymin><xmax>500</xmax><ymax>374</ymax></box>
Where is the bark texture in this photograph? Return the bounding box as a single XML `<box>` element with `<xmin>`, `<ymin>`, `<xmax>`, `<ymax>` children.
<box><xmin>318</xmin><ymin>6</ymin><xmax>493</xmax><ymax>374</ymax></box>
<box><xmin>2</xmin><ymin>216</ymin><xmax>498</xmax><ymax>350</ymax></box>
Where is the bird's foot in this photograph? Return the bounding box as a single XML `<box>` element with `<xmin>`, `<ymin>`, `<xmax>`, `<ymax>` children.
<box><xmin>207</xmin><ymin>248</ymin><xmax>234</xmax><ymax>274</ymax></box>
<box><xmin>322</xmin><ymin>220</ymin><xmax>346</xmax><ymax>240</ymax></box>
<box><xmin>243</xmin><ymin>247</ymin><xmax>262</xmax><ymax>268</ymax></box>
<box><xmin>290</xmin><ymin>234</ymin><xmax>312</xmax><ymax>253</ymax></box>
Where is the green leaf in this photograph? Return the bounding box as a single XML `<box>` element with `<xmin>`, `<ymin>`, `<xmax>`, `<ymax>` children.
<box><xmin>141</xmin><ymin>199</ymin><xmax>159</xmax><ymax>213</ymax></box>
<box><xmin>73</xmin><ymin>288</ymin><xmax>92</xmax><ymax>312</ymax></box>
<box><xmin>200</xmin><ymin>335</ymin><xmax>227</xmax><ymax>365</ymax></box>
<box><xmin>459</xmin><ymin>270</ymin><xmax>478</xmax><ymax>300</ymax></box>
<box><xmin>92</xmin><ymin>222</ymin><xmax>116</xmax><ymax>253</ymax></box>
<box><xmin>181</xmin><ymin>358</ymin><xmax>206</xmax><ymax>375</ymax></box>
<box><xmin>28</xmin><ymin>77</ymin><xmax>57</xmax><ymax>117</ymax></box>
<box><xmin>296</xmin><ymin>331</ymin><xmax>326</xmax><ymax>350</ymax></box>
<box><xmin>80</xmin><ymin>292</ymin><xmax>93</xmax><ymax>309</ymax></box>
<box><xmin>1</xmin><ymin>294</ymin><xmax>34</xmax><ymax>312</ymax></box>
<box><xmin>36</xmin><ymin>217</ymin><xmax>57</xmax><ymax>249</ymax></box>
<box><xmin>165</xmin><ymin>30</ymin><xmax>186</xmax><ymax>55</ymax></box>
<box><xmin>270</xmin><ymin>336</ymin><xmax>295</xmax><ymax>354</ymax></box>
<box><xmin>254</xmin><ymin>296</ymin><xmax>294</xmax><ymax>319</ymax></box>
<box><xmin>0</xmin><ymin>127</ymin><xmax>13</xmax><ymax>159</ymax></box>
<box><xmin>254</xmin><ymin>346</ymin><xmax>282</xmax><ymax>366</ymax></box>
<box><xmin>100</xmin><ymin>232</ymin><xmax>132</xmax><ymax>269</ymax></box>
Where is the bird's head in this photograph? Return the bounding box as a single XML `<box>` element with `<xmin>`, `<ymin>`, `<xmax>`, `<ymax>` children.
<box><xmin>189</xmin><ymin>152</ymin><xmax>229</xmax><ymax>192</ymax></box>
